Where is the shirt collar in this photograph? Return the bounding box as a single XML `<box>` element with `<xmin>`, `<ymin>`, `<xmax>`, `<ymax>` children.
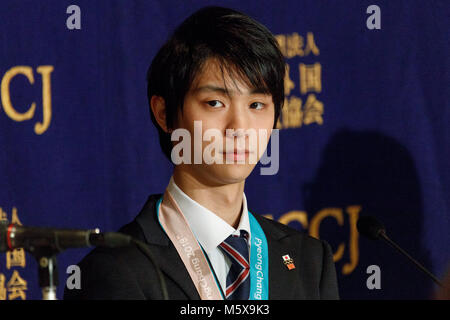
<box><xmin>166</xmin><ymin>176</ymin><xmax>251</xmax><ymax>253</ymax></box>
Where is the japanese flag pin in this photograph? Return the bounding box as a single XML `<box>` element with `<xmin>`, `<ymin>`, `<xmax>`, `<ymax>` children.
<box><xmin>282</xmin><ymin>254</ymin><xmax>296</xmax><ymax>270</ymax></box>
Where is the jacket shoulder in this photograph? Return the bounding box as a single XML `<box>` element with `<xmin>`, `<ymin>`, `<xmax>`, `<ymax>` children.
<box><xmin>253</xmin><ymin>213</ymin><xmax>326</xmax><ymax>248</ymax></box>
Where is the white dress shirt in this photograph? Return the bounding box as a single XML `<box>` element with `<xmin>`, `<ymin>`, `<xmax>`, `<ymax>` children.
<box><xmin>167</xmin><ymin>177</ymin><xmax>251</xmax><ymax>295</ymax></box>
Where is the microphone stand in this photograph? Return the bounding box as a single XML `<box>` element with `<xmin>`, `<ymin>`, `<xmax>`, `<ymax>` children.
<box><xmin>31</xmin><ymin>246</ymin><xmax>60</xmax><ymax>300</ymax></box>
<box><xmin>379</xmin><ymin>230</ymin><xmax>444</xmax><ymax>288</ymax></box>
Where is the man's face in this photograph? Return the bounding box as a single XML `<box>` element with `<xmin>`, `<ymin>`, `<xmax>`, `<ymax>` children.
<box><xmin>172</xmin><ymin>58</ymin><xmax>275</xmax><ymax>186</ymax></box>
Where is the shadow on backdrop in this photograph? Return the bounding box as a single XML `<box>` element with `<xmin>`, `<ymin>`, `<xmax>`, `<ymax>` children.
<box><xmin>303</xmin><ymin>129</ymin><xmax>432</xmax><ymax>299</ymax></box>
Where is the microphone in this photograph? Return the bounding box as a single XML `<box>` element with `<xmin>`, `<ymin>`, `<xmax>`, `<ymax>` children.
<box><xmin>0</xmin><ymin>220</ymin><xmax>132</xmax><ymax>252</ymax></box>
<box><xmin>357</xmin><ymin>216</ymin><xmax>445</xmax><ymax>288</ymax></box>
<box><xmin>0</xmin><ymin>220</ymin><xmax>169</xmax><ymax>300</ymax></box>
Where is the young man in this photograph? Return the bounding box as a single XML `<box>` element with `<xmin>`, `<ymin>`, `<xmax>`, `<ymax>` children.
<box><xmin>65</xmin><ymin>6</ymin><xmax>339</xmax><ymax>300</ymax></box>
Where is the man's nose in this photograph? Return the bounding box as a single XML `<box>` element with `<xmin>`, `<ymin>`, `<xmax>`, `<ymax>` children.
<box><xmin>225</xmin><ymin>103</ymin><xmax>247</xmax><ymax>135</ymax></box>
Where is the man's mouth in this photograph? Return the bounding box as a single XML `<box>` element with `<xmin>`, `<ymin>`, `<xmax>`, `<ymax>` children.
<box><xmin>221</xmin><ymin>150</ymin><xmax>252</xmax><ymax>162</ymax></box>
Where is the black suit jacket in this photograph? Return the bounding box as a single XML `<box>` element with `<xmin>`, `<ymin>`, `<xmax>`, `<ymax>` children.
<box><xmin>64</xmin><ymin>194</ymin><xmax>339</xmax><ymax>300</ymax></box>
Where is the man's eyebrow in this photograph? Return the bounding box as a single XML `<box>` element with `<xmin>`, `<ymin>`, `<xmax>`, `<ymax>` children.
<box><xmin>194</xmin><ymin>85</ymin><xmax>229</xmax><ymax>94</ymax></box>
<box><xmin>193</xmin><ymin>85</ymin><xmax>270</xmax><ymax>95</ymax></box>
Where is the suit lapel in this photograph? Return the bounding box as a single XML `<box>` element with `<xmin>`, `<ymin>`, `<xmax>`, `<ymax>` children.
<box><xmin>253</xmin><ymin>214</ymin><xmax>304</xmax><ymax>300</ymax></box>
<box><xmin>135</xmin><ymin>194</ymin><xmax>200</xmax><ymax>300</ymax></box>
<box><xmin>146</xmin><ymin>241</ymin><xmax>200</xmax><ymax>299</ymax></box>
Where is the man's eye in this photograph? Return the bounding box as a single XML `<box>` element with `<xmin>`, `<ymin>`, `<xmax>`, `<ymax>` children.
<box><xmin>207</xmin><ymin>100</ymin><xmax>224</xmax><ymax>108</ymax></box>
<box><xmin>250</xmin><ymin>102</ymin><xmax>264</xmax><ymax>110</ymax></box>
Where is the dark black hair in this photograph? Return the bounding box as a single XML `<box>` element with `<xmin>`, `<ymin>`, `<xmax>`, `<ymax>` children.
<box><xmin>147</xmin><ymin>6</ymin><xmax>285</xmax><ymax>160</ymax></box>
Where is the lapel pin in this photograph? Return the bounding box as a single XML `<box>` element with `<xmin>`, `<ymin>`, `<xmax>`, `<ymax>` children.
<box><xmin>282</xmin><ymin>254</ymin><xmax>296</xmax><ymax>270</ymax></box>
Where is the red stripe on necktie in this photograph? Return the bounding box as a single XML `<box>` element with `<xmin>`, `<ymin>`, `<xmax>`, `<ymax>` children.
<box><xmin>226</xmin><ymin>267</ymin><xmax>250</xmax><ymax>297</ymax></box>
<box><xmin>219</xmin><ymin>242</ymin><xmax>249</xmax><ymax>268</ymax></box>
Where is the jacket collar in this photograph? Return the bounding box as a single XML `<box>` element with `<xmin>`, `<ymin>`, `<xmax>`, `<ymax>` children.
<box><xmin>135</xmin><ymin>194</ymin><xmax>291</xmax><ymax>245</ymax></box>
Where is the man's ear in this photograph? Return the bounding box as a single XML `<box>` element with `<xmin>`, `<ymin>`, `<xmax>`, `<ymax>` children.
<box><xmin>150</xmin><ymin>95</ymin><xmax>170</xmax><ymax>133</ymax></box>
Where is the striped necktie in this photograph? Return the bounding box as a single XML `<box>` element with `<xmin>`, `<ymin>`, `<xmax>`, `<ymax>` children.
<box><xmin>219</xmin><ymin>230</ymin><xmax>250</xmax><ymax>300</ymax></box>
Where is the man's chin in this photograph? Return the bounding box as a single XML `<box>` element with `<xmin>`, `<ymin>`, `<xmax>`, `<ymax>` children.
<box><xmin>205</xmin><ymin>163</ymin><xmax>255</xmax><ymax>185</ymax></box>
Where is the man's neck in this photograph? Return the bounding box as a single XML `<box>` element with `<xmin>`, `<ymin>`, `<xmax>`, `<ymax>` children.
<box><xmin>172</xmin><ymin>167</ymin><xmax>244</xmax><ymax>229</ymax></box>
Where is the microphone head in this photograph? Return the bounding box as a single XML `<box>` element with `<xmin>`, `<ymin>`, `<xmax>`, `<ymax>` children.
<box><xmin>357</xmin><ymin>216</ymin><xmax>386</xmax><ymax>240</ymax></box>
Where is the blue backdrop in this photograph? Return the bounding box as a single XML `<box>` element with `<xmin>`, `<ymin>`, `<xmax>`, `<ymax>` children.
<box><xmin>0</xmin><ymin>0</ymin><xmax>448</xmax><ymax>299</ymax></box>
